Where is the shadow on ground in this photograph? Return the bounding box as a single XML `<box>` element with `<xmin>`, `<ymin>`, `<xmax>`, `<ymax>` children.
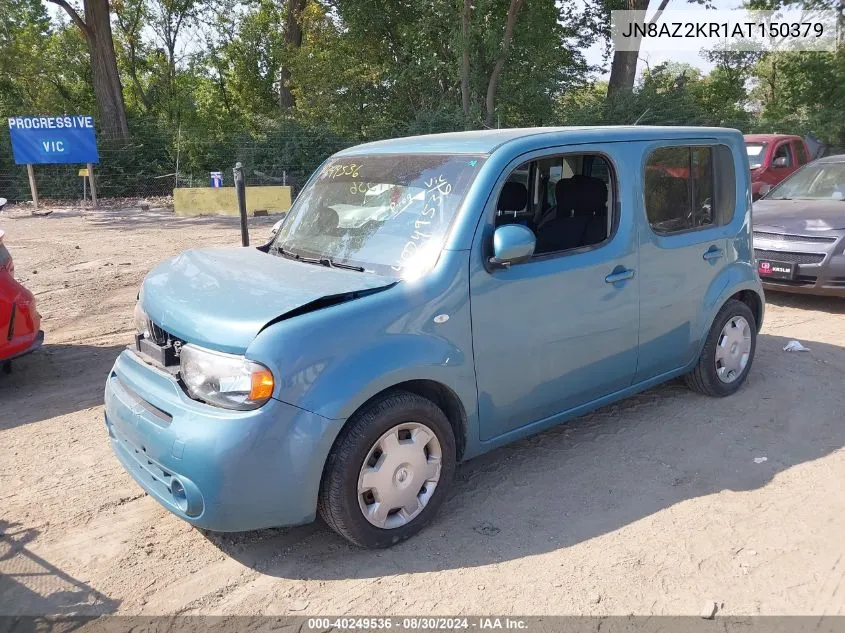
<box><xmin>0</xmin><ymin>520</ymin><xmax>119</xmax><ymax>616</ymax></box>
<box><xmin>764</xmin><ymin>289</ymin><xmax>845</xmax><ymax>314</ymax></box>
<box><xmin>0</xmin><ymin>343</ymin><xmax>125</xmax><ymax>430</ymax></box>
<box><xmin>207</xmin><ymin>332</ymin><xmax>845</xmax><ymax>579</ymax></box>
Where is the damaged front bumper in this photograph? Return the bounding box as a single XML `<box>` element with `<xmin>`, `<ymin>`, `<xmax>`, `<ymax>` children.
<box><xmin>104</xmin><ymin>349</ymin><xmax>345</xmax><ymax>531</ymax></box>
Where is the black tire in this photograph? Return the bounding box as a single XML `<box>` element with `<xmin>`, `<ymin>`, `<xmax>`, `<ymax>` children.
<box><xmin>685</xmin><ymin>299</ymin><xmax>756</xmax><ymax>397</ymax></box>
<box><xmin>318</xmin><ymin>390</ymin><xmax>456</xmax><ymax>548</ymax></box>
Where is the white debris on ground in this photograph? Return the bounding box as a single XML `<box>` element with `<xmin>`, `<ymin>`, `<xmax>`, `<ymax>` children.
<box><xmin>783</xmin><ymin>340</ymin><xmax>811</xmax><ymax>352</ymax></box>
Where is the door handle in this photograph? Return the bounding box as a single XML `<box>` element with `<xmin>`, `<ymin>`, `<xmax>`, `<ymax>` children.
<box><xmin>605</xmin><ymin>268</ymin><xmax>635</xmax><ymax>284</ymax></box>
<box><xmin>703</xmin><ymin>247</ymin><xmax>725</xmax><ymax>261</ymax></box>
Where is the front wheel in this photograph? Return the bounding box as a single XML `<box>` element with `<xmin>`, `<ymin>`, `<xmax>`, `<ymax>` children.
<box><xmin>318</xmin><ymin>390</ymin><xmax>456</xmax><ymax>548</ymax></box>
<box><xmin>685</xmin><ymin>299</ymin><xmax>756</xmax><ymax>397</ymax></box>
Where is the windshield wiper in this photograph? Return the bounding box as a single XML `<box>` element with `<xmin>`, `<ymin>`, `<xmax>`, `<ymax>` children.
<box><xmin>277</xmin><ymin>248</ymin><xmax>366</xmax><ymax>272</ymax></box>
<box><xmin>273</xmin><ymin>246</ymin><xmax>299</xmax><ymax>260</ymax></box>
<box><xmin>317</xmin><ymin>257</ymin><xmax>366</xmax><ymax>272</ymax></box>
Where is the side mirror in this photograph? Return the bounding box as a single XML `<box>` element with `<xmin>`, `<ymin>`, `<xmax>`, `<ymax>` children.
<box><xmin>772</xmin><ymin>156</ymin><xmax>789</xmax><ymax>168</ymax></box>
<box><xmin>490</xmin><ymin>224</ymin><xmax>536</xmax><ymax>269</ymax></box>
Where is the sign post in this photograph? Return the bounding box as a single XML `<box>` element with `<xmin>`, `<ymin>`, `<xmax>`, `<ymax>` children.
<box><xmin>7</xmin><ymin>116</ymin><xmax>100</xmax><ymax>209</ymax></box>
<box><xmin>87</xmin><ymin>163</ymin><xmax>98</xmax><ymax>208</ymax></box>
<box><xmin>26</xmin><ymin>164</ymin><xmax>39</xmax><ymax>210</ymax></box>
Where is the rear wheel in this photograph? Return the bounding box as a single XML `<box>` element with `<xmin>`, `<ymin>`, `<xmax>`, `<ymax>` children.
<box><xmin>318</xmin><ymin>390</ymin><xmax>456</xmax><ymax>548</ymax></box>
<box><xmin>685</xmin><ymin>299</ymin><xmax>756</xmax><ymax>397</ymax></box>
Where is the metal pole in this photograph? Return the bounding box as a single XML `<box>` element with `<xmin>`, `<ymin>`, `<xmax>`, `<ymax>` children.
<box><xmin>233</xmin><ymin>161</ymin><xmax>249</xmax><ymax>247</ymax></box>
<box><xmin>26</xmin><ymin>164</ymin><xmax>39</xmax><ymax>210</ymax></box>
<box><xmin>175</xmin><ymin>123</ymin><xmax>181</xmax><ymax>190</ymax></box>
<box><xmin>83</xmin><ymin>171</ymin><xmax>87</xmax><ymax>202</ymax></box>
<box><xmin>87</xmin><ymin>163</ymin><xmax>98</xmax><ymax>209</ymax></box>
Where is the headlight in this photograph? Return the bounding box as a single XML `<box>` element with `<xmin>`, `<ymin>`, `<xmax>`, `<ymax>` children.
<box><xmin>179</xmin><ymin>344</ymin><xmax>274</xmax><ymax>410</ymax></box>
<box><xmin>134</xmin><ymin>301</ymin><xmax>150</xmax><ymax>338</ymax></box>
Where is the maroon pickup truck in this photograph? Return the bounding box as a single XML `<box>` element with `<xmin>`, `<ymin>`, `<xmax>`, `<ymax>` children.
<box><xmin>745</xmin><ymin>134</ymin><xmax>813</xmax><ymax>200</ymax></box>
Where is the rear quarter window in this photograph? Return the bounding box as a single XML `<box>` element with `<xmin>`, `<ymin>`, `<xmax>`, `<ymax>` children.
<box><xmin>644</xmin><ymin>144</ymin><xmax>736</xmax><ymax>235</ymax></box>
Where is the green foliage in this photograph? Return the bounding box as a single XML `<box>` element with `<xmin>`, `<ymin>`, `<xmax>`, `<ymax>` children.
<box><xmin>750</xmin><ymin>51</ymin><xmax>845</xmax><ymax>148</ymax></box>
<box><xmin>2</xmin><ymin>0</ymin><xmax>845</xmax><ymax>201</ymax></box>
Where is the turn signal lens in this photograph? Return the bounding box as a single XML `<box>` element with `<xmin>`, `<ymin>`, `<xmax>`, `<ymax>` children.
<box><xmin>249</xmin><ymin>368</ymin><xmax>275</xmax><ymax>401</ymax></box>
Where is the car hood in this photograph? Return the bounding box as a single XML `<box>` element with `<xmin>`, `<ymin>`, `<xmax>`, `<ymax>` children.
<box><xmin>141</xmin><ymin>247</ymin><xmax>395</xmax><ymax>354</ymax></box>
<box><xmin>753</xmin><ymin>198</ymin><xmax>845</xmax><ymax>233</ymax></box>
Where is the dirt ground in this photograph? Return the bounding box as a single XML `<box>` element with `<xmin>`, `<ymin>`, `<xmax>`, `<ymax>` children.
<box><xmin>2</xmin><ymin>204</ymin><xmax>845</xmax><ymax>618</ymax></box>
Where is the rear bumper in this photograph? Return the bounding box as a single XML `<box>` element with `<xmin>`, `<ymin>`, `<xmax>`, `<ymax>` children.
<box><xmin>2</xmin><ymin>329</ymin><xmax>44</xmax><ymax>362</ymax></box>
<box><xmin>104</xmin><ymin>349</ymin><xmax>345</xmax><ymax>531</ymax></box>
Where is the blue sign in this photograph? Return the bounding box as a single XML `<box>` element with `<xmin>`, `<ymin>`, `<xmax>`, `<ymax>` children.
<box><xmin>210</xmin><ymin>171</ymin><xmax>223</xmax><ymax>187</ymax></box>
<box><xmin>8</xmin><ymin>115</ymin><xmax>99</xmax><ymax>165</ymax></box>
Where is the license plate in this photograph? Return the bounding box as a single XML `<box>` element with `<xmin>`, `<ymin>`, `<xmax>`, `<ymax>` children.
<box><xmin>758</xmin><ymin>259</ymin><xmax>794</xmax><ymax>279</ymax></box>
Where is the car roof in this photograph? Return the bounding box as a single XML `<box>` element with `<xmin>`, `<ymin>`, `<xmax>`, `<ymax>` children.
<box><xmin>744</xmin><ymin>133</ymin><xmax>803</xmax><ymax>143</ymax></box>
<box><xmin>334</xmin><ymin>126</ymin><xmax>743</xmax><ymax>157</ymax></box>
<box><xmin>816</xmin><ymin>154</ymin><xmax>845</xmax><ymax>163</ymax></box>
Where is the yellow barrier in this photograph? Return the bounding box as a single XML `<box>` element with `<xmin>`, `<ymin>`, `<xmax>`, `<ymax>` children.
<box><xmin>173</xmin><ymin>186</ymin><xmax>292</xmax><ymax>217</ymax></box>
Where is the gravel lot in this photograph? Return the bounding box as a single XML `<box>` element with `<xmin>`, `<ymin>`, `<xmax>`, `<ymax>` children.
<box><xmin>2</xmin><ymin>205</ymin><xmax>845</xmax><ymax>617</ymax></box>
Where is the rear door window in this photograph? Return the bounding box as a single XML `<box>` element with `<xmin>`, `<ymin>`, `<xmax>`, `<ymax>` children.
<box><xmin>645</xmin><ymin>145</ymin><xmax>736</xmax><ymax>234</ymax></box>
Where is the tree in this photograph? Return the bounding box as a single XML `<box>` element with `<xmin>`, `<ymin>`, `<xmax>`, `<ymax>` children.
<box><xmin>146</xmin><ymin>0</ymin><xmax>200</xmax><ymax>123</ymax></box>
<box><xmin>279</xmin><ymin>0</ymin><xmax>307</xmax><ymax>110</ymax></box>
<box><xmin>46</xmin><ymin>0</ymin><xmax>130</xmax><ymax>139</ymax></box>
<box><xmin>460</xmin><ymin>0</ymin><xmax>472</xmax><ymax>126</ymax></box>
<box><xmin>606</xmin><ymin>0</ymin><xmax>670</xmax><ymax>97</ymax></box>
<box><xmin>484</xmin><ymin>0</ymin><xmax>524</xmax><ymax>127</ymax></box>
<box><xmin>113</xmin><ymin>0</ymin><xmax>151</xmax><ymax>111</ymax></box>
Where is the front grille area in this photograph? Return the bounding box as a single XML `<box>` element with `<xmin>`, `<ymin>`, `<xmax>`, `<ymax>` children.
<box><xmin>753</xmin><ymin>231</ymin><xmax>837</xmax><ymax>245</ymax></box>
<box><xmin>754</xmin><ymin>249</ymin><xmax>825</xmax><ymax>265</ymax></box>
<box><xmin>149</xmin><ymin>321</ymin><xmax>170</xmax><ymax>345</ymax></box>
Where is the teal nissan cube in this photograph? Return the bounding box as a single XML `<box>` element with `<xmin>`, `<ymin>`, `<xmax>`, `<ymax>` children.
<box><xmin>105</xmin><ymin>127</ymin><xmax>764</xmax><ymax>548</ymax></box>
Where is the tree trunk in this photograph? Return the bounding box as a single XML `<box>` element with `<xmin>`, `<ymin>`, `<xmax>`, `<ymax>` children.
<box><xmin>606</xmin><ymin>0</ymin><xmax>670</xmax><ymax>97</ymax></box>
<box><xmin>460</xmin><ymin>0</ymin><xmax>472</xmax><ymax>128</ymax></box>
<box><xmin>87</xmin><ymin>0</ymin><xmax>130</xmax><ymax>139</ymax></box>
<box><xmin>279</xmin><ymin>0</ymin><xmax>307</xmax><ymax>110</ymax></box>
<box><xmin>484</xmin><ymin>0</ymin><xmax>524</xmax><ymax>129</ymax></box>
<box><xmin>607</xmin><ymin>49</ymin><xmax>639</xmax><ymax>97</ymax></box>
<box><xmin>48</xmin><ymin>0</ymin><xmax>130</xmax><ymax>140</ymax></box>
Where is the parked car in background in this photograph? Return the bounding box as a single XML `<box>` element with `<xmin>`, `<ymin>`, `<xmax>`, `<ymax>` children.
<box><xmin>106</xmin><ymin>126</ymin><xmax>763</xmax><ymax>548</ymax></box>
<box><xmin>1</xmin><ymin>228</ymin><xmax>44</xmax><ymax>372</ymax></box>
<box><xmin>753</xmin><ymin>154</ymin><xmax>845</xmax><ymax>297</ymax></box>
<box><xmin>745</xmin><ymin>134</ymin><xmax>814</xmax><ymax>200</ymax></box>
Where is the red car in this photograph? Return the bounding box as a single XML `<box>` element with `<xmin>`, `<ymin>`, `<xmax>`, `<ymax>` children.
<box><xmin>1</xmin><ymin>227</ymin><xmax>43</xmax><ymax>371</ymax></box>
<box><xmin>745</xmin><ymin>134</ymin><xmax>812</xmax><ymax>200</ymax></box>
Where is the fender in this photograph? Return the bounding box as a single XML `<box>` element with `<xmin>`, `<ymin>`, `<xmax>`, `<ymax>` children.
<box><xmin>694</xmin><ymin>260</ymin><xmax>764</xmax><ymax>359</ymax></box>
<box><xmin>247</xmin><ymin>248</ymin><xmax>479</xmax><ymax>423</ymax></box>
<box><xmin>287</xmin><ymin>332</ymin><xmax>476</xmax><ymax>421</ymax></box>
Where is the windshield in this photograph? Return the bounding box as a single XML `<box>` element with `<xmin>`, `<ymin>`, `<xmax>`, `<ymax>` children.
<box><xmin>746</xmin><ymin>143</ymin><xmax>766</xmax><ymax>169</ymax></box>
<box><xmin>765</xmin><ymin>162</ymin><xmax>845</xmax><ymax>200</ymax></box>
<box><xmin>271</xmin><ymin>154</ymin><xmax>486</xmax><ymax>278</ymax></box>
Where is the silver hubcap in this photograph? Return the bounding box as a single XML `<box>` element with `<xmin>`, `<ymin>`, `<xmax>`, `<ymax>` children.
<box><xmin>357</xmin><ymin>422</ymin><xmax>442</xmax><ymax>529</ymax></box>
<box><xmin>715</xmin><ymin>315</ymin><xmax>752</xmax><ymax>383</ymax></box>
